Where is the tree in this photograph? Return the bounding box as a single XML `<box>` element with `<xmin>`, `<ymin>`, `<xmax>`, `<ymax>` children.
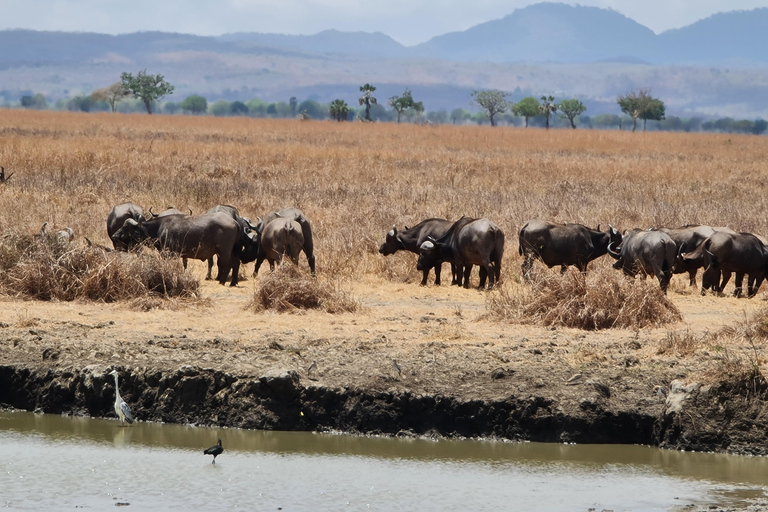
<box><xmin>639</xmin><ymin>97</ymin><xmax>665</xmax><ymax>130</ymax></box>
<box><xmin>388</xmin><ymin>88</ymin><xmax>424</xmax><ymax>123</ymax></box>
<box><xmin>511</xmin><ymin>96</ymin><xmax>540</xmax><ymax>127</ymax></box>
<box><xmin>181</xmin><ymin>94</ymin><xmax>207</xmax><ymax>114</ymax></box>
<box><xmin>471</xmin><ymin>89</ymin><xmax>509</xmax><ymax>127</ymax></box>
<box><xmin>20</xmin><ymin>93</ymin><xmax>47</xmax><ymax>110</ymax></box>
<box><xmin>120</xmin><ymin>69</ymin><xmax>174</xmax><ymax>114</ymax></box>
<box><xmin>91</xmin><ymin>82</ymin><xmax>129</xmax><ymax>112</ymax></box>
<box><xmin>329</xmin><ymin>99</ymin><xmax>350</xmax><ymax>122</ymax></box>
<box><xmin>539</xmin><ymin>95</ymin><xmax>557</xmax><ymax>129</ymax></box>
<box><xmin>450</xmin><ymin>108</ymin><xmax>471</xmax><ymax>124</ymax></box>
<box><xmin>617</xmin><ymin>88</ymin><xmax>664</xmax><ymax>132</ymax></box>
<box><xmin>289</xmin><ymin>97</ymin><xmax>298</xmax><ymax>117</ymax></box>
<box><xmin>358</xmin><ymin>83</ymin><xmax>377</xmax><ymax>121</ymax></box>
<box><xmin>230</xmin><ymin>101</ymin><xmax>249</xmax><ymax>116</ymax></box>
<box><xmin>210</xmin><ymin>100</ymin><xmax>231</xmax><ymax>117</ymax></box>
<box><xmin>557</xmin><ymin>99</ymin><xmax>587</xmax><ymax>129</ymax></box>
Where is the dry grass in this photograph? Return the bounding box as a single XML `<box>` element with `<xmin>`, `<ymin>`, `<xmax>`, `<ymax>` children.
<box><xmin>1</xmin><ymin>109</ymin><xmax>768</xmax><ymax>308</ymax></box>
<box><xmin>251</xmin><ymin>263</ymin><xmax>360</xmax><ymax>313</ymax></box>
<box><xmin>0</xmin><ymin>233</ymin><xmax>198</xmax><ymax>302</ymax></box>
<box><xmin>486</xmin><ymin>266</ymin><xmax>682</xmax><ymax>330</ymax></box>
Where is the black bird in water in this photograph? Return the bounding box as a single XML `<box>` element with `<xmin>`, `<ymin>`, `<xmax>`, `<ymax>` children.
<box><xmin>204</xmin><ymin>439</ymin><xmax>224</xmax><ymax>464</ymax></box>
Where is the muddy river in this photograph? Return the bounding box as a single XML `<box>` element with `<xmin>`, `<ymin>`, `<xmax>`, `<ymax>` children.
<box><xmin>1</xmin><ymin>411</ymin><xmax>766</xmax><ymax>511</ymax></box>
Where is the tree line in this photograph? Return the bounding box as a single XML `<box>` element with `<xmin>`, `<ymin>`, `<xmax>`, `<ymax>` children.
<box><xmin>7</xmin><ymin>70</ymin><xmax>768</xmax><ymax>135</ymax></box>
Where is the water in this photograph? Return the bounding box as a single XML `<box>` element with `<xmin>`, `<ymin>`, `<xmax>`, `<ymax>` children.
<box><xmin>1</xmin><ymin>410</ymin><xmax>766</xmax><ymax>511</ymax></box>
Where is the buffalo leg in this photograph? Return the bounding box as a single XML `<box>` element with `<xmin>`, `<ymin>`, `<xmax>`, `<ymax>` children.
<box><xmin>719</xmin><ymin>271</ymin><xmax>732</xmax><ymax>294</ymax></box>
<box><xmin>750</xmin><ymin>274</ymin><xmax>765</xmax><ymax>298</ymax></box>
<box><xmin>253</xmin><ymin>255</ymin><xmax>266</xmax><ymax>277</ymax></box>
<box><xmin>451</xmin><ymin>263</ymin><xmax>459</xmax><ymax>286</ymax></box>
<box><xmin>479</xmin><ymin>266</ymin><xmax>487</xmax><ymax>289</ymax></box>
<box><xmin>229</xmin><ymin>257</ymin><xmax>241</xmax><ymax>287</ymax></box>
<box><xmin>420</xmin><ymin>268</ymin><xmax>430</xmax><ymax>286</ymax></box>
<box><xmin>688</xmin><ymin>269</ymin><xmax>697</xmax><ymax>287</ymax></box>
<box><xmin>307</xmin><ymin>253</ymin><xmax>316</xmax><ymax>276</ymax></box>
<box><xmin>434</xmin><ymin>262</ymin><xmax>442</xmax><ymax>286</ymax></box>
<box><xmin>463</xmin><ymin>265</ymin><xmax>473</xmax><ymax>289</ymax></box>
<box><xmin>733</xmin><ymin>272</ymin><xmax>745</xmax><ymax>298</ymax></box>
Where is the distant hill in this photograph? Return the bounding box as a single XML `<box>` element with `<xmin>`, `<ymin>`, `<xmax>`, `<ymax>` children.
<box><xmin>217</xmin><ymin>29</ymin><xmax>409</xmax><ymax>59</ymax></box>
<box><xmin>1</xmin><ymin>3</ymin><xmax>768</xmax><ymax>118</ymax></box>
<box><xmin>411</xmin><ymin>3</ymin><xmax>658</xmax><ymax>63</ymax></box>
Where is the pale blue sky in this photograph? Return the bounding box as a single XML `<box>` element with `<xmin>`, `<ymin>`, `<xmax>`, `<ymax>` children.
<box><xmin>1</xmin><ymin>0</ymin><xmax>766</xmax><ymax>45</ymax></box>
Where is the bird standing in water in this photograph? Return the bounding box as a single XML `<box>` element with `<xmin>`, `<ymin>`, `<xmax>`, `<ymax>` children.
<box><xmin>109</xmin><ymin>369</ymin><xmax>134</xmax><ymax>426</ymax></box>
<box><xmin>204</xmin><ymin>439</ymin><xmax>224</xmax><ymax>464</ymax></box>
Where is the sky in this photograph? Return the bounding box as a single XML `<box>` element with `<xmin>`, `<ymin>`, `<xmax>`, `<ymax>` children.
<box><xmin>1</xmin><ymin>0</ymin><xmax>766</xmax><ymax>46</ymax></box>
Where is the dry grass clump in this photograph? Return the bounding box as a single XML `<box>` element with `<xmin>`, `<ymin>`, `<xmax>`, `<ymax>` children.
<box><xmin>657</xmin><ymin>328</ymin><xmax>702</xmax><ymax>357</ymax></box>
<box><xmin>251</xmin><ymin>263</ymin><xmax>360</xmax><ymax>313</ymax></box>
<box><xmin>487</xmin><ymin>266</ymin><xmax>682</xmax><ymax>330</ymax></box>
<box><xmin>0</xmin><ymin>234</ymin><xmax>198</xmax><ymax>301</ymax></box>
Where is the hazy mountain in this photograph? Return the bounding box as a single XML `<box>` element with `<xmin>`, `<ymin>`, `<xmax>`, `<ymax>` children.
<box><xmin>411</xmin><ymin>3</ymin><xmax>657</xmax><ymax>63</ymax></box>
<box><xmin>657</xmin><ymin>8</ymin><xmax>768</xmax><ymax>65</ymax></box>
<box><xmin>1</xmin><ymin>3</ymin><xmax>768</xmax><ymax>117</ymax></box>
<box><xmin>217</xmin><ymin>29</ymin><xmax>408</xmax><ymax>59</ymax></box>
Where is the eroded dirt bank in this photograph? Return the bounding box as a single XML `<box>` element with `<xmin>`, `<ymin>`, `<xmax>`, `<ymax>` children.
<box><xmin>2</xmin><ymin>274</ymin><xmax>768</xmax><ymax>454</ymax></box>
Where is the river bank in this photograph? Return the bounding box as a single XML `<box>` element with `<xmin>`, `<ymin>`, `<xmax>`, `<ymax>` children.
<box><xmin>2</xmin><ymin>273</ymin><xmax>768</xmax><ymax>455</ymax></box>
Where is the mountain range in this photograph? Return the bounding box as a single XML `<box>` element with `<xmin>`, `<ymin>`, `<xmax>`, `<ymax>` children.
<box><xmin>1</xmin><ymin>2</ymin><xmax>767</xmax><ymax>117</ymax></box>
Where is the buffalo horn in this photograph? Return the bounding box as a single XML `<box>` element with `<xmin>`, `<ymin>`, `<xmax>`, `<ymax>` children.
<box><xmin>420</xmin><ymin>240</ymin><xmax>435</xmax><ymax>251</ymax></box>
<box><xmin>149</xmin><ymin>206</ymin><xmax>159</xmax><ymax>218</ymax></box>
<box><xmin>606</xmin><ymin>242</ymin><xmax>621</xmax><ymax>259</ymax></box>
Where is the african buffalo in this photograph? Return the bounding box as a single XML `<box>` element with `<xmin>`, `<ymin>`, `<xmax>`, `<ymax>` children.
<box><xmin>607</xmin><ymin>229</ymin><xmax>676</xmax><ymax>293</ymax></box>
<box><xmin>107</xmin><ymin>203</ymin><xmax>146</xmax><ymax>251</ymax></box>
<box><xmin>417</xmin><ymin>216</ymin><xmax>504</xmax><ymax>289</ymax></box>
<box><xmin>259</xmin><ymin>217</ymin><xmax>305</xmax><ymax>271</ymax></box>
<box><xmin>149</xmin><ymin>206</ymin><xmax>192</xmax><ymax>218</ymax></box>
<box><xmin>110</xmin><ymin>212</ymin><xmax>245</xmax><ymax>286</ymax></box>
<box><xmin>253</xmin><ymin>208</ymin><xmax>315</xmax><ymax>276</ymax></box>
<box><xmin>518</xmin><ymin>219</ymin><xmax>622</xmax><ymax>278</ymax></box>
<box><xmin>379</xmin><ymin>218</ymin><xmax>459</xmax><ymax>286</ymax></box>
<box><xmin>681</xmin><ymin>231</ymin><xmax>768</xmax><ymax>297</ymax></box>
<box><xmin>205</xmin><ymin>205</ymin><xmax>259</xmax><ymax>280</ymax></box>
<box><xmin>655</xmin><ymin>225</ymin><xmax>738</xmax><ymax>286</ymax></box>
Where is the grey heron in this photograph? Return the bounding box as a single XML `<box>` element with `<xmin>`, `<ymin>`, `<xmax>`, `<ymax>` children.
<box><xmin>109</xmin><ymin>369</ymin><xmax>134</xmax><ymax>426</ymax></box>
<box><xmin>204</xmin><ymin>439</ymin><xmax>223</xmax><ymax>464</ymax></box>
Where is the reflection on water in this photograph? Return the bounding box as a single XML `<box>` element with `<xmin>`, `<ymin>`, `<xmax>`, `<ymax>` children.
<box><xmin>1</xmin><ymin>410</ymin><xmax>766</xmax><ymax>511</ymax></box>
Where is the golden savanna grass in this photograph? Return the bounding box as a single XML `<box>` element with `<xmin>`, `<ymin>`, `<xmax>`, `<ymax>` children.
<box><xmin>1</xmin><ymin>109</ymin><xmax>767</xmax><ymax>322</ymax></box>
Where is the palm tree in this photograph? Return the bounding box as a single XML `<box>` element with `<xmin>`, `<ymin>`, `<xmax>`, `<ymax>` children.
<box><xmin>539</xmin><ymin>95</ymin><xmax>557</xmax><ymax>129</ymax></box>
<box><xmin>329</xmin><ymin>99</ymin><xmax>350</xmax><ymax>122</ymax></box>
<box><xmin>358</xmin><ymin>83</ymin><xmax>377</xmax><ymax>121</ymax></box>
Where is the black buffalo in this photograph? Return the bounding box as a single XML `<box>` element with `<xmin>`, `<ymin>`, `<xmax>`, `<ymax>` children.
<box><xmin>107</xmin><ymin>203</ymin><xmax>146</xmax><ymax>251</ymax></box>
<box><xmin>259</xmin><ymin>217</ymin><xmax>306</xmax><ymax>270</ymax></box>
<box><xmin>110</xmin><ymin>212</ymin><xmax>245</xmax><ymax>286</ymax></box>
<box><xmin>379</xmin><ymin>218</ymin><xmax>458</xmax><ymax>286</ymax></box>
<box><xmin>518</xmin><ymin>219</ymin><xmax>621</xmax><ymax>279</ymax></box>
<box><xmin>607</xmin><ymin>229</ymin><xmax>676</xmax><ymax>293</ymax></box>
<box><xmin>681</xmin><ymin>231</ymin><xmax>768</xmax><ymax>297</ymax></box>
<box><xmin>417</xmin><ymin>216</ymin><xmax>504</xmax><ymax>289</ymax></box>
<box><xmin>205</xmin><ymin>205</ymin><xmax>259</xmax><ymax>280</ymax></box>
<box><xmin>253</xmin><ymin>208</ymin><xmax>315</xmax><ymax>276</ymax></box>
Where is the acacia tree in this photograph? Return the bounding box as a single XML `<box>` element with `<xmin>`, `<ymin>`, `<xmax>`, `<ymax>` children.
<box><xmin>91</xmin><ymin>82</ymin><xmax>130</xmax><ymax>112</ymax></box>
<box><xmin>120</xmin><ymin>69</ymin><xmax>174</xmax><ymax>114</ymax></box>
<box><xmin>512</xmin><ymin>96</ymin><xmax>540</xmax><ymax>127</ymax></box>
<box><xmin>181</xmin><ymin>95</ymin><xmax>207</xmax><ymax>114</ymax></box>
<box><xmin>358</xmin><ymin>83</ymin><xmax>377</xmax><ymax>121</ymax></box>
<box><xmin>617</xmin><ymin>88</ymin><xmax>665</xmax><ymax>132</ymax></box>
<box><xmin>388</xmin><ymin>89</ymin><xmax>424</xmax><ymax>123</ymax></box>
<box><xmin>471</xmin><ymin>89</ymin><xmax>509</xmax><ymax>127</ymax></box>
<box><xmin>539</xmin><ymin>95</ymin><xmax>557</xmax><ymax>129</ymax></box>
<box><xmin>640</xmin><ymin>97</ymin><xmax>665</xmax><ymax>130</ymax></box>
<box><xmin>558</xmin><ymin>98</ymin><xmax>587</xmax><ymax>129</ymax></box>
<box><xmin>329</xmin><ymin>99</ymin><xmax>350</xmax><ymax>122</ymax></box>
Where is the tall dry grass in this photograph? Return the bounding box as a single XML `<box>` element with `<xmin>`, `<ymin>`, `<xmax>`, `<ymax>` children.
<box><xmin>0</xmin><ymin>109</ymin><xmax>767</xmax><ymax>296</ymax></box>
<box><xmin>486</xmin><ymin>266</ymin><xmax>682</xmax><ymax>329</ymax></box>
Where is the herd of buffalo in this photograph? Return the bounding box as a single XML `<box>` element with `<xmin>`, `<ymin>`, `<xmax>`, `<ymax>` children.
<box><xmin>56</xmin><ymin>203</ymin><xmax>768</xmax><ymax>299</ymax></box>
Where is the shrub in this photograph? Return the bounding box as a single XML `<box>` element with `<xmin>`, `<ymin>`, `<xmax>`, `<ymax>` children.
<box><xmin>251</xmin><ymin>263</ymin><xmax>359</xmax><ymax>313</ymax></box>
<box><xmin>486</xmin><ymin>266</ymin><xmax>681</xmax><ymax>330</ymax></box>
<box><xmin>0</xmin><ymin>233</ymin><xmax>198</xmax><ymax>302</ymax></box>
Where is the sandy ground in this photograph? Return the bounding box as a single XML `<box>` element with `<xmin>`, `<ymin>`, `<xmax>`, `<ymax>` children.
<box><xmin>1</xmin><ymin>259</ymin><xmax>764</xmax><ymax>409</ymax></box>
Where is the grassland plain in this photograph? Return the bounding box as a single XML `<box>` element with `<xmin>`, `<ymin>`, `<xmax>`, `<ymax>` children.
<box><xmin>3</xmin><ymin>110</ymin><xmax>768</xmax><ymax>479</ymax></box>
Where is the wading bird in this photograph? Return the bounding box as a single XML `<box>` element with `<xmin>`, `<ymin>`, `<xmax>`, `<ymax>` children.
<box><xmin>109</xmin><ymin>369</ymin><xmax>134</xmax><ymax>426</ymax></box>
<box><xmin>204</xmin><ymin>439</ymin><xmax>224</xmax><ymax>464</ymax></box>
